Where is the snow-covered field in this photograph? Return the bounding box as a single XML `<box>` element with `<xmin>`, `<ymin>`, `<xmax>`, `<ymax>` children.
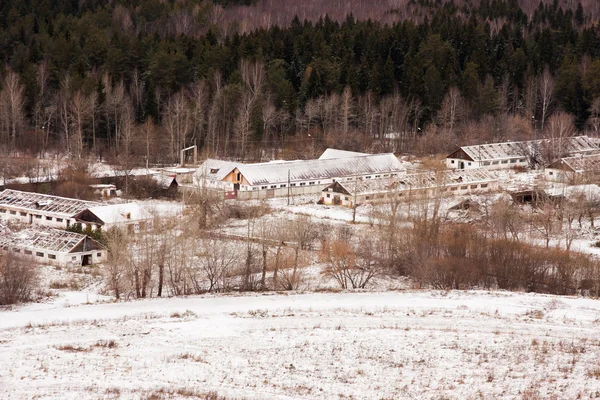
<box><xmin>2</xmin><ymin>290</ymin><xmax>600</xmax><ymax>399</ymax></box>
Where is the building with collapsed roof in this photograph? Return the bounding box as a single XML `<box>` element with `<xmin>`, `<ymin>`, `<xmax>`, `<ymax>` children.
<box><xmin>545</xmin><ymin>153</ymin><xmax>600</xmax><ymax>184</ymax></box>
<box><xmin>0</xmin><ymin>189</ymin><xmax>153</xmax><ymax>233</ymax></box>
<box><xmin>0</xmin><ymin>228</ymin><xmax>106</xmax><ymax>267</ymax></box>
<box><xmin>0</xmin><ymin>189</ymin><xmax>101</xmax><ymax>229</ymax></box>
<box><xmin>321</xmin><ymin>170</ymin><xmax>497</xmax><ymax>207</ymax></box>
<box><xmin>193</xmin><ymin>149</ymin><xmax>407</xmax><ymax>200</ymax></box>
<box><xmin>446</xmin><ymin>136</ymin><xmax>600</xmax><ymax>170</ymax></box>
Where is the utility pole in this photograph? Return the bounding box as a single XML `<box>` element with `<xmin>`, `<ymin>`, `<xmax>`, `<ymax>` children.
<box><xmin>352</xmin><ymin>169</ymin><xmax>358</xmax><ymax>224</ymax></box>
<box><xmin>287</xmin><ymin>169</ymin><xmax>291</xmax><ymax>206</ymax></box>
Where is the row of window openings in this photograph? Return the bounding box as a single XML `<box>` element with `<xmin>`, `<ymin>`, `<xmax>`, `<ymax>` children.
<box><xmin>251</xmin><ymin>174</ymin><xmax>399</xmax><ymax>190</ymax></box>
<box><xmin>12</xmin><ymin>248</ymin><xmax>102</xmax><ymax>260</ymax></box>
<box><xmin>451</xmin><ymin>159</ymin><xmax>526</xmax><ymax>166</ymax></box>
<box><xmin>359</xmin><ymin>183</ymin><xmax>490</xmax><ymax>200</ymax></box>
<box><xmin>325</xmin><ymin>194</ymin><xmax>350</xmax><ymax>201</ymax></box>
<box><xmin>0</xmin><ymin>209</ymin><xmax>64</xmax><ymax>222</ymax></box>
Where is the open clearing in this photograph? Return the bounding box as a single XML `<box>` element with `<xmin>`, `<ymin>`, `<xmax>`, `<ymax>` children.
<box><xmin>2</xmin><ymin>291</ymin><xmax>600</xmax><ymax>399</ymax></box>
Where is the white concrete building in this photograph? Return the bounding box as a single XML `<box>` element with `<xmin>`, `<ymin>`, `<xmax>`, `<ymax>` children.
<box><xmin>73</xmin><ymin>203</ymin><xmax>154</xmax><ymax>233</ymax></box>
<box><xmin>0</xmin><ymin>189</ymin><xmax>100</xmax><ymax>229</ymax></box>
<box><xmin>446</xmin><ymin>136</ymin><xmax>600</xmax><ymax>170</ymax></box>
<box><xmin>321</xmin><ymin>169</ymin><xmax>498</xmax><ymax>207</ymax></box>
<box><xmin>0</xmin><ymin>228</ymin><xmax>106</xmax><ymax>267</ymax></box>
<box><xmin>545</xmin><ymin>153</ymin><xmax>600</xmax><ymax>183</ymax></box>
<box><xmin>193</xmin><ymin>150</ymin><xmax>407</xmax><ymax>200</ymax></box>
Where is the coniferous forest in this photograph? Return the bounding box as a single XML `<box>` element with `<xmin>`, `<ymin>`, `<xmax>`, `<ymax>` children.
<box><xmin>1</xmin><ymin>0</ymin><xmax>600</xmax><ymax>163</ymax></box>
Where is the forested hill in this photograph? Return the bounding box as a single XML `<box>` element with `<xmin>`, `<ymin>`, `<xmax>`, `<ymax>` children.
<box><xmin>0</xmin><ymin>0</ymin><xmax>599</xmax><ymax>163</ymax></box>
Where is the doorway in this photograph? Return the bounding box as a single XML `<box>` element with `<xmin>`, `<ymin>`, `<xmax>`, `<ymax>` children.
<box><xmin>82</xmin><ymin>254</ymin><xmax>91</xmax><ymax>266</ymax></box>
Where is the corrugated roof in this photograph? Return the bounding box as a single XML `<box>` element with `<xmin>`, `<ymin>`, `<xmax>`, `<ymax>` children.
<box><xmin>452</xmin><ymin>136</ymin><xmax>600</xmax><ymax>162</ymax></box>
<box><xmin>0</xmin><ymin>189</ymin><xmax>101</xmax><ymax>217</ymax></box>
<box><xmin>318</xmin><ymin>148</ymin><xmax>368</xmax><ymax>159</ymax></box>
<box><xmin>238</xmin><ymin>153</ymin><xmax>405</xmax><ymax>185</ymax></box>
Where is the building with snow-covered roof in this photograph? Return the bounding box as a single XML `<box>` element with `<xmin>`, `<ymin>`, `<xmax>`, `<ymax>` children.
<box><xmin>545</xmin><ymin>153</ymin><xmax>600</xmax><ymax>183</ymax></box>
<box><xmin>73</xmin><ymin>203</ymin><xmax>154</xmax><ymax>233</ymax></box>
<box><xmin>0</xmin><ymin>189</ymin><xmax>101</xmax><ymax>229</ymax></box>
<box><xmin>193</xmin><ymin>150</ymin><xmax>407</xmax><ymax>200</ymax></box>
<box><xmin>446</xmin><ymin>136</ymin><xmax>600</xmax><ymax>170</ymax></box>
<box><xmin>90</xmin><ymin>184</ymin><xmax>117</xmax><ymax>198</ymax></box>
<box><xmin>321</xmin><ymin>170</ymin><xmax>497</xmax><ymax>207</ymax></box>
<box><xmin>0</xmin><ymin>228</ymin><xmax>106</xmax><ymax>267</ymax></box>
<box><xmin>318</xmin><ymin>148</ymin><xmax>368</xmax><ymax>159</ymax></box>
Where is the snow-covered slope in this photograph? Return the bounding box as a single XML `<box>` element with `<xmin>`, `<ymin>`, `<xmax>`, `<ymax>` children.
<box><xmin>2</xmin><ymin>290</ymin><xmax>600</xmax><ymax>399</ymax></box>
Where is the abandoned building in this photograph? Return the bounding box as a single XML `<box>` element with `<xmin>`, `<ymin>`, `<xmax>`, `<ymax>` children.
<box><xmin>0</xmin><ymin>228</ymin><xmax>106</xmax><ymax>267</ymax></box>
<box><xmin>194</xmin><ymin>150</ymin><xmax>407</xmax><ymax>200</ymax></box>
<box><xmin>73</xmin><ymin>203</ymin><xmax>153</xmax><ymax>233</ymax></box>
<box><xmin>545</xmin><ymin>153</ymin><xmax>600</xmax><ymax>184</ymax></box>
<box><xmin>0</xmin><ymin>189</ymin><xmax>101</xmax><ymax>229</ymax></box>
<box><xmin>321</xmin><ymin>169</ymin><xmax>498</xmax><ymax>207</ymax></box>
<box><xmin>446</xmin><ymin>136</ymin><xmax>600</xmax><ymax>170</ymax></box>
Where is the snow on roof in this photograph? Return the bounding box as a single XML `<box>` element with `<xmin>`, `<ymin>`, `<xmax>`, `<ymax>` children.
<box><xmin>151</xmin><ymin>174</ymin><xmax>177</xmax><ymax>189</ymax></box>
<box><xmin>318</xmin><ymin>148</ymin><xmax>368</xmax><ymax>159</ymax></box>
<box><xmin>160</xmin><ymin>167</ymin><xmax>197</xmax><ymax>174</ymax></box>
<box><xmin>196</xmin><ymin>159</ymin><xmax>241</xmax><ymax>181</ymax></box>
<box><xmin>553</xmin><ymin>153</ymin><xmax>600</xmax><ymax>173</ymax></box>
<box><xmin>330</xmin><ymin>169</ymin><xmax>496</xmax><ymax>196</ymax></box>
<box><xmin>450</xmin><ymin>136</ymin><xmax>600</xmax><ymax>162</ymax></box>
<box><xmin>0</xmin><ymin>189</ymin><xmax>101</xmax><ymax>217</ymax></box>
<box><xmin>90</xmin><ymin>184</ymin><xmax>116</xmax><ymax>189</ymax></box>
<box><xmin>0</xmin><ymin>228</ymin><xmax>93</xmax><ymax>253</ymax></box>
<box><xmin>238</xmin><ymin>153</ymin><xmax>406</xmax><ymax>185</ymax></box>
<box><xmin>81</xmin><ymin>203</ymin><xmax>153</xmax><ymax>225</ymax></box>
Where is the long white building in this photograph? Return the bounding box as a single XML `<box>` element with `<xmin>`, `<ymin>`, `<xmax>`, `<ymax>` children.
<box><xmin>446</xmin><ymin>136</ymin><xmax>600</xmax><ymax>170</ymax></box>
<box><xmin>194</xmin><ymin>149</ymin><xmax>407</xmax><ymax>200</ymax></box>
<box><xmin>321</xmin><ymin>169</ymin><xmax>498</xmax><ymax>207</ymax></box>
<box><xmin>0</xmin><ymin>189</ymin><xmax>100</xmax><ymax>229</ymax></box>
<box><xmin>0</xmin><ymin>189</ymin><xmax>153</xmax><ymax>233</ymax></box>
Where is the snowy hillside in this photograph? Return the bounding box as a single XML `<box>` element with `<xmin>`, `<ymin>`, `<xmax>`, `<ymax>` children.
<box><xmin>2</xmin><ymin>290</ymin><xmax>600</xmax><ymax>399</ymax></box>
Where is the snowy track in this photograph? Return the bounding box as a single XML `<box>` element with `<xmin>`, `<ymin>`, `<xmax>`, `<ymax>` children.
<box><xmin>2</xmin><ymin>291</ymin><xmax>600</xmax><ymax>399</ymax></box>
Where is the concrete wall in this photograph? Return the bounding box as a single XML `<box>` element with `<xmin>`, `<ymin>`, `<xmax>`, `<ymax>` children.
<box><xmin>0</xmin><ymin>207</ymin><xmax>73</xmax><ymax>229</ymax></box>
<box><xmin>322</xmin><ymin>180</ymin><xmax>498</xmax><ymax>208</ymax></box>
<box><xmin>236</xmin><ymin>184</ymin><xmax>326</xmax><ymax>200</ymax></box>
<box><xmin>9</xmin><ymin>247</ymin><xmax>106</xmax><ymax>267</ymax></box>
<box><xmin>446</xmin><ymin>157</ymin><xmax>528</xmax><ymax>170</ymax></box>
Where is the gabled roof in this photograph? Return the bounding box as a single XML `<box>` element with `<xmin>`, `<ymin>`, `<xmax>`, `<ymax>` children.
<box><xmin>448</xmin><ymin>136</ymin><xmax>600</xmax><ymax>162</ymax></box>
<box><xmin>0</xmin><ymin>189</ymin><xmax>101</xmax><ymax>217</ymax></box>
<box><xmin>327</xmin><ymin>169</ymin><xmax>496</xmax><ymax>196</ymax></box>
<box><xmin>197</xmin><ymin>159</ymin><xmax>241</xmax><ymax>181</ymax></box>
<box><xmin>151</xmin><ymin>174</ymin><xmax>178</xmax><ymax>189</ymax></box>
<box><xmin>318</xmin><ymin>148</ymin><xmax>368</xmax><ymax>159</ymax></box>
<box><xmin>237</xmin><ymin>153</ymin><xmax>405</xmax><ymax>185</ymax></box>
<box><xmin>75</xmin><ymin>203</ymin><xmax>152</xmax><ymax>226</ymax></box>
<box><xmin>0</xmin><ymin>228</ymin><xmax>103</xmax><ymax>254</ymax></box>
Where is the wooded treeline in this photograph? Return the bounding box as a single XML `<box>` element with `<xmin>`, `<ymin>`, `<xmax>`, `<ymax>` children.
<box><xmin>1</xmin><ymin>0</ymin><xmax>600</xmax><ymax>162</ymax></box>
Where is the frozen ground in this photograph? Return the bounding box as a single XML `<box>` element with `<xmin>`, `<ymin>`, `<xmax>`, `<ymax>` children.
<box><xmin>2</xmin><ymin>291</ymin><xmax>600</xmax><ymax>399</ymax></box>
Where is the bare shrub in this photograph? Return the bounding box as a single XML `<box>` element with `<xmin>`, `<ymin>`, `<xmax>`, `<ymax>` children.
<box><xmin>0</xmin><ymin>252</ymin><xmax>39</xmax><ymax>305</ymax></box>
<box><xmin>320</xmin><ymin>235</ymin><xmax>381</xmax><ymax>289</ymax></box>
